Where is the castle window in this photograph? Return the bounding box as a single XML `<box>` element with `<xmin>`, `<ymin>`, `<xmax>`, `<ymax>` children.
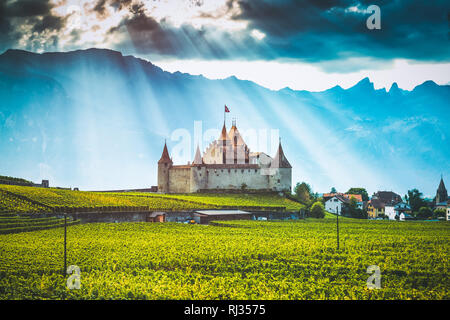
<box><xmin>255</xmin><ymin>169</ymin><xmax>257</xmax><ymax>173</ymax></box>
<box><xmin>241</xmin><ymin>169</ymin><xmax>244</xmax><ymax>173</ymax></box>
<box><xmin>277</xmin><ymin>179</ymin><xmax>280</xmax><ymax>183</ymax></box>
<box><xmin>228</xmin><ymin>169</ymin><xmax>230</xmax><ymax>173</ymax></box>
<box><xmin>235</xmin><ymin>170</ymin><xmax>237</xmax><ymax>173</ymax></box>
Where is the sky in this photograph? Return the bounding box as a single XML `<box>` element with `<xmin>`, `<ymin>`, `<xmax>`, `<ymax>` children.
<box><xmin>0</xmin><ymin>0</ymin><xmax>449</xmax><ymax>91</ymax></box>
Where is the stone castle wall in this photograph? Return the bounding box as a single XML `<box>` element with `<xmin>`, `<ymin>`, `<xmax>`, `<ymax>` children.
<box><xmin>168</xmin><ymin>166</ymin><xmax>191</xmax><ymax>193</ymax></box>
<box><xmin>166</xmin><ymin>165</ymin><xmax>290</xmax><ymax>193</ymax></box>
<box><xmin>204</xmin><ymin>167</ymin><xmax>270</xmax><ymax>190</ymax></box>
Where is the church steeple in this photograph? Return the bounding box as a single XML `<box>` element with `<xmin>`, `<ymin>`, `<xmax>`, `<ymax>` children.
<box><xmin>436</xmin><ymin>175</ymin><xmax>448</xmax><ymax>204</ymax></box>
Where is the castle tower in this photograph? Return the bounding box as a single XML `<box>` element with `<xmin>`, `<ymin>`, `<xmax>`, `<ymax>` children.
<box><xmin>269</xmin><ymin>140</ymin><xmax>292</xmax><ymax>192</ymax></box>
<box><xmin>436</xmin><ymin>175</ymin><xmax>448</xmax><ymax>204</ymax></box>
<box><xmin>218</xmin><ymin>122</ymin><xmax>231</xmax><ymax>164</ymax></box>
<box><xmin>157</xmin><ymin>141</ymin><xmax>172</xmax><ymax>193</ymax></box>
<box><xmin>190</xmin><ymin>144</ymin><xmax>207</xmax><ymax>192</ymax></box>
<box><xmin>227</xmin><ymin>119</ymin><xmax>249</xmax><ymax>164</ymax></box>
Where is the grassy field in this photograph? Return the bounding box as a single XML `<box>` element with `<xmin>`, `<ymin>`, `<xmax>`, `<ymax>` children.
<box><xmin>0</xmin><ymin>218</ymin><xmax>448</xmax><ymax>299</ymax></box>
<box><xmin>0</xmin><ymin>184</ymin><xmax>303</xmax><ymax>213</ymax></box>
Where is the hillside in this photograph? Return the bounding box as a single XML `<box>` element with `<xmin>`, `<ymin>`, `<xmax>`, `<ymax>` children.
<box><xmin>0</xmin><ymin>184</ymin><xmax>303</xmax><ymax>213</ymax></box>
<box><xmin>0</xmin><ymin>175</ymin><xmax>34</xmax><ymax>186</ymax></box>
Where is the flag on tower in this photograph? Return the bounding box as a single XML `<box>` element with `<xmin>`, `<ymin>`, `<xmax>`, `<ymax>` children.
<box><xmin>225</xmin><ymin>105</ymin><xmax>230</xmax><ymax>113</ymax></box>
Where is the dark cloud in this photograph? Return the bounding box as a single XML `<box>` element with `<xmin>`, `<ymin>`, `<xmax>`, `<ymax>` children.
<box><xmin>226</xmin><ymin>0</ymin><xmax>450</xmax><ymax>62</ymax></box>
<box><xmin>93</xmin><ymin>0</ymin><xmax>108</xmax><ymax>18</ymax></box>
<box><xmin>104</xmin><ymin>0</ymin><xmax>449</xmax><ymax>66</ymax></box>
<box><xmin>6</xmin><ymin>0</ymin><xmax>53</xmax><ymax>17</ymax></box>
<box><xmin>32</xmin><ymin>14</ymin><xmax>67</xmax><ymax>33</ymax></box>
<box><xmin>0</xmin><ymin>0</ymin><xmax>67</xmax><ymax>52</ymax></box>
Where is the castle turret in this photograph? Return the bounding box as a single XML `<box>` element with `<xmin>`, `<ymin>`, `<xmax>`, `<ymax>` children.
<box><xmin>157</xmin><ymin>141</ymin><xmax>172</xmax><ymax>193</ymax></box>
<box><xmin>269</xmin><ymin>140</ymin><xmax>292</xmax><ymax>192</ymax></box>
<box><xmin>192</xmin><ymin>145</ymin><xmax>203</xmax><ymax>165</ymax></box>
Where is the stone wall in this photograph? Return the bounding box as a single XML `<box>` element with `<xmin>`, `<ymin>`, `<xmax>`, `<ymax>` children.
<box><xmin>269</xmin><ymin>167</ymin><xmax>292</xmax><ymax>192</ymax></box>
<box><xmin>39</xmin><ymin>209</ymin><xmax>301</xmax><ymax>224</ymax></box>
<box><xmin>168</xmin><ymin>167</ymin><xmax>191</xmax><ymax>193</ymax></box>
<box><xmin>204</xmin><ymin>167</ymin><xmax>270</xmax><ymax>190</ymax></box>
<box><xmin>165</xmin><ymin>165</ymin><xmax>291</xmax><ymax>194</ymax></box>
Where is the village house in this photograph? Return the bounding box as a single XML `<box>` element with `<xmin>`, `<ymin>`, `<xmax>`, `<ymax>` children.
<box><xmin>367</xmin><ymin>191</ymin><xmax>402</xmax><ymax>219</ymax></box>
<box><xmin>385</xmin><ymin>202</ymin><xmax>412</xmax><ymax>220</ymax></box>
<box><xmin>324</xmin><ymin>193</ymin><xmax>364</xmax><ymax>215</ymax></box>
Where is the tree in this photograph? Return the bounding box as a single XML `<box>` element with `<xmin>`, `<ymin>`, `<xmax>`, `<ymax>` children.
<box><xmin>347</xmin><ymin>197</ymin><xmax>367</xmax><ymax>219</ymax></box>
<box><xmin>406</xmin><ymin>189</ymin><xmax>428</xmax><ymax>213</ymax></box>
<box><xmin>347</xmin><ymin>188</ymin><xmax>369</xmax><ymax>201</ymax></box>
<box><xmin>417</xmin><ymin>206</ymin><xmax>432</xmax><ymax>219</ymax></box>
<box><xmin>294</xmin><ymin>182</ymin><xmax>313</xmax><ymax>204</ymax></box>
<box><xmin>433</xmin><ymin>208</ymin><xmax>446</xmax><ymax>219</ymax></box>
<box><xmin>309</xmin><ymin>201</ymin><xmax>325</xmax><ymax>218</ymax></box>
<box><xmin>330</xmin><ymin>187</ymin><xmax>337</xmax><ymax>193</ymax></box>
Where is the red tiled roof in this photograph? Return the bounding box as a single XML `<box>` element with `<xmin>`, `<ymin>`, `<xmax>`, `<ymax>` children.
<box><xmin>323</xmin><ymin>193</ymin><xmax>362</xmax><ymax>202</ymax></box>
<box><xmin>158</xmin><ymin>142</ymin><xmax>172</xmax><ymax>164</ymax></box>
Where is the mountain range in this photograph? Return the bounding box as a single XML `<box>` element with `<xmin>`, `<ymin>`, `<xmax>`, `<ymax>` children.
<box><xmin>0</xmin><ymin>48</ymin><xmax>448</xmax><ymax>196</ymax></box>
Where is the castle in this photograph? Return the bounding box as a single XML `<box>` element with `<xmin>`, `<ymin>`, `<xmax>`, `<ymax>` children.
<box><xmin>157</xmin><ymin>120</ymin><xmax>292</xmax><ymax>193</ymax></box>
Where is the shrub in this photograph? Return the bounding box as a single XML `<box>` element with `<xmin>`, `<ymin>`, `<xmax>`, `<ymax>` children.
<box><xmin>309</xmin><ymin>201</ymin><xmax>325</xmax><ymax>219</ymax></box>
<box><xmin>433</xmin><ymin>208</ymin><xmax>446</xmax><ymax>219</ymax></box>
<box><xmin>417</xmin><ymin>207</ymin><xmax>432</xmax><ymax>219</ymax></box>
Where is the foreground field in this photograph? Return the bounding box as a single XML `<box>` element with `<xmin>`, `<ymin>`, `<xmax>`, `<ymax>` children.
<box><xmin>0</xmin><ymin>219</ymin><xmax>448</xmax><ymax>299</ymax></box>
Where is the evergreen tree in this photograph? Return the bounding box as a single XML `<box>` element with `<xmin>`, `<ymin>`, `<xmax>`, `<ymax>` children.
<box><xmin>407</xmin><ymin>189</ymin><xmax>428</xmax><ymax>213</ymax></box>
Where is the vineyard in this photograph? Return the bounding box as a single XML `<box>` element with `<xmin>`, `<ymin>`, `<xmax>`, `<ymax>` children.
<box><xmin>0</xmin><ymin>184</ymin><xmax>303</xmax><ymax>213</ymax></box>
<box><xmin>0</xmin><ymin>218</ymin><xmax>448</xmax><ymax>299</ymax></box>
<box><xmin>0</xmin><ymin>212</ymin><xmax>80</xmax><ymax>234</ymax></box>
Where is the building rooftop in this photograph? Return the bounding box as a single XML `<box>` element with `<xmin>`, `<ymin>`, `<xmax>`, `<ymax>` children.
<box><xmin>195</xmin><ymin>210</ymin><xmax>250</xmax><ymax>216</ymax></box>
